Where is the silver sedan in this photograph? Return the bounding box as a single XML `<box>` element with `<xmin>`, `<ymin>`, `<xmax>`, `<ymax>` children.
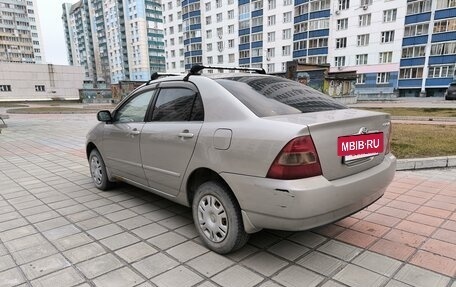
<box><xmin>86</xmin><ymin>67</ymin><xmax>396</xmax><ymax>253</ymax></box>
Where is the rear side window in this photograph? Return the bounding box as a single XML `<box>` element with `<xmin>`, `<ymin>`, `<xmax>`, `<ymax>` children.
<box><xmin>215</xmin><ymin>76</ymin><xmax>347</xmax><ymax>117</ymax></box>
<box><xmin>151</xmin><ymin>88</ymin><xmax>204</xmax><ymax>121</ymax></box>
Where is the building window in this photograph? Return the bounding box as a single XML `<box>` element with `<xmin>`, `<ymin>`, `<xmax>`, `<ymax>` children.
<box><xmin>434</xmin><ymin>19</ymin><xmax>456</xmax><ymax>33</ymax></box>
<box><xmin>205</xmin><ymin>2</ymin><xmax>211</xmax><ymax>11</ymax></box>
<box><xmin>359</xmin><ymin>14</ymin><xmax>371</xmax><ymax>26</ymax></box>
<box><xmin>207</xmin><ymin>56</ymin><xmax>213</xmax><ymax>64</ymax></box>
<box><xmin>294</xmin><ymin>40</ymin><xmax>307</xmax><ymax>50</ymax></box>
<box><xmin>252</xmin><ymin>33</ymin><xmax>262</xmax><ymax>42</ymax></box>
<box><xmin>239</xmin><ymin>50</ymin><xmax>250</xmax><ymax>58</ymax></box>
<box><xmin>283</xmin><ymin>28</ymin><xmax>291</xmax><ymax>39</ymax></box>
<box><xmin>240</xmin><ymin>35</ymin><xmax>250</xmax><ymax>44</ymax></box>
<box><xmin>207</xmin><ymin>43</ymin><xmax>212</xmax><ymax>52</ymax></box>
<box><xmin>308</xmin><ymin>37</ymin><xmax>328</xmax><ymax>48</ymax></box>
<box><xmin>295</xmin><ymin>3</ymin><xmax>309</xmax><ymax>16</ymax></box>
<box><xmin>229</xmin><ymin>54</ymin><xmax>235</xmax><ymax>63</ymax></box>
<box><xmin>217</xmin><ymin>41</ymin><xmax>223</xmax><ymax>52</ymax></box>
<box><xmin>381</xmin><ymin>31</ymin><xmax>395</xmax><ymax>43</ymax></box>
<box><xmin>310</xmin><ymin>0</ymin><xmax>330</xmax><ymax>11</ymax></box>
<box><xmin>228</xmin><ymin>10</ymin><xmax>234</xmax><ymax>19</ymax></box>
<box><xmin>428</xmin><ymin>65</ymin><xmax>455</xmax><ymax>78</ymax></box>
<box><xmin>0</xmin><ymin>85</ymin><xmax>12</xmax><ymax>92</ymax></box>
<box><xmin>357</xmin><ymin>34</ymin><xmax>369</xmax><ymax>46</ymax></box>
<box><xmin>282</xmin><ymin>45</ymin><xmax>291</xmax><ymax>56</ymax></box>
<box><xmin>407</xmin><ymin>0</ymin><xmax>431</xmax><ymax>15</ymax></box>
<box><xmin>335</xmin><ymin>56</ymin><xmax>346</xmax><ymax>67</ymax></box>
<box><xmin>383</xmin><ymin>9</ymin><xmax>397</xmax><ymax>22</ymax></box>
<box><xmin>377</xmin><ymin>72</ymin><xmax>390</xmax><ymax>84</ymax></box>
<box><xmin>228</xmin><ymin>25</ymin><xmax>234</xmax><ymax>34</ymax></box>
<box><xmin>436</xmin><ymin>0</ymin><xmax>456</xmax><ymax>9</ymax></box>
<box><xmin>267</xmin><ymin>63</ymin><xmax>275</xmax><ymax>73</ymax></box>
<box><xmin>216</xmin><ymin>13</ymin><xmax>222</xmax><ymax>22</ymax></box>
<box><xmin>402</xmin><ymin>45</ymin><xmax>426</xmax><ymax>58</ymax></box>
<box><xmin>360</xmin><ymin>0</ymin><xmax>373</xmax><ymax>6</ymax></box>
<box><xmin>336</xmin><ymin>37</ymin><xmax>347</xmax><ymax>48</ymax></box>
<box><xmin>404</xmin><ymin>23</ymin><xmax>429</xmax><ymax>37</ymax></box>
<box><xmin>283</xmin><ymin>12</ymin><xmax>292</xmax><ymax>23</ymax></box>
<box><xmin>309</xmin><ymin>19</ymin><xmax>330</xmax><ymax>30</ymax></box>
<box><xmin>267</xmin><ymin>32</ymin><xmax>275</xmax><ymax>42</ymax></box>
<box><xmin>356</xmin><ymin>74</ymin><xmax>366</xmax><ymax>84</ymax></box>
<box><xmin>399</xmin><ymin>67</ymin><xmax>423</xmax><ymax>79</ymax></box>
<box><xmin>267</xmin><ymin>48</ymin><xmax>275</xmax><ymax>58</ymax></box>
<box><xmin>206</xmin><ymin>30</ymin><xmax>212</xmax><ymax>38</ymax></box>
<box><xmin>379</xmin><ymin>51</ymin><xmax>393</xmax><ymax>63</ymax></box>
<box><xmin>217</xmin><ymin>55</ymin><xmax>223</xmax><ymax>64</ymax></box>
<box><xmin>228</xmin><ymin>39</ymin><xmax>234</xmax><ymax>48</ymax></box>
<box><xmin>216</xmin><ymin>0</ymin><xmax>222</xmax><ymax>8</ymax></box>
<box><xmin>268</xmin><ymin>0</ymin><xmax>276</xmax><ymax>9</ymax></box>
<box><xmin>206</xmin><ymin>16</ymin><xmax>211</xmax><ymax>25</ymax></box>
<box><xmin>430</xmin><ymin>41</ymin><xmax>456</xmax><ymax>55</ymax></box>
<box><xmin>337</xmin><ymin>18</ymin><xmax>348</xmax><ymax>30</ymax></box>
<box><xmin>356</xmin><ymin>54</ymin><xmax>368</xmax><ymax>65</ymax></box>
<box><xmin>338</xmin><ymin>0</ymin><xmax>349</xmax><ymax>10</ymax></box>
<box><xmin>284</xmin><ymin>0</ymin><xmax>293</xmax><ymax>5</ymax></box>
<box><xmin>308</xmin><ymin>55</ymin><xmax>327</xmax><ymax>64</ymax></box>
<box><xmin>268</xmin><ymin>15</ymin><xmax>276</xmax><ymax>26</ymax></box>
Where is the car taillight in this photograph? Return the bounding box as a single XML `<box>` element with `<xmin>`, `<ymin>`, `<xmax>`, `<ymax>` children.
<box><xmin>385</xmin><ymin>123</ymin><xmax>392</xmax><ymax>154</ymax></box>
<box><xmin>267</xmin><ymin>135</ymin><xmax>322</xmax><ymax>180</ymax></box>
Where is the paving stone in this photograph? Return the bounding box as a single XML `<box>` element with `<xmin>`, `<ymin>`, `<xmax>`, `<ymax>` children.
<box><xmin>273</xmin><ymin>265</ymin><xmax>324</xmax><ymax>287</ymax></box>
<box><xmin>87</xmin><ymin>223</ymin><xmax>123</xmax><ymax>240</ymax></box>
<box><xmin>75</xmin><ymin>216</ymin><xmax>110</xmax><ymax>230</ymax></box>
<box><xmin>43</xmin><ymin>224</ymin><xmax>81</xmax><ymax>241</ymax></box>
<box><xmin>394</xmin><ymin>264</ymin><xmax>451</xmax><ymax>287</ymax></box>
<box><xmin>268</xmin><ymin>240</ymin><xmax>310</xmax><ymax>261</ymax></box>
<box><xmin>226</xmin><ymin>244</ymin><xmax>259</xmax><ymax>262</ymax></box>
<box><xmin>384</xmin><ymin>280</ymin><xmax>413</xmax><ymax>287</ymax></box>
<box><xmin>31</xmin><ymin>267</ymin><xmax>85</xmax><ymax>287</ymax></box>
<box><xmin>92</xmin><ymin>266</ymin><xmax>144</xmax><ymax>287</ymax></box>
<box><xmin>54</xmin><ymin>232</ymin><xmax>93</xmax><ymax>251</ymax></box>
<box><xmin>0</xmin><ymin>218</ymin><xmax>28</xmax><ymax>232</ymax></box>
<box><xmin>132</xmin><ymin>223</ymin><xmax>168</xmax><ymax>239</ymax></box>
<box><xmin>0</xmin><ymin>254</ymin><xmax>16</xmax><ymax>272</ymax></box>
<box><xmin>298</xmin><ymin>251</ymin><xmax>344</xmax><ymax>276</ymax></box>
<box><xmin>213</xmin><ymin>265</ymin><xmax>263</xmax><ymax>287</ymax></box>
<box><xmin>117</xmin><ymin>215</ymin><xmax>151</xmax><ymax>229</ymax></box>
<box><xmin>100</xmin><ymin>232</ymin><xmax>140</xmax><ymax>251</ymax></box>
<box><xmin>0</xmin><ymin>267</ymin><xmax>26</xmax><ymax>286</ymax></box>
<box><xmin>132</xmin><ymin>253</ymin><xmax>179</xmax><ymax>278</ymax></box>
<box><xmin>249</xmin><ymin>232</ymin><xmax>281</xmax><ymax>249</ymax></box>
<box><xmin>320</xmin><ymin>281</ymin><xmax>346</xmax><ymax>287</ymax></box>
<box><xmin>152</xmin><ymin>266</ymin><xmax>203</xmax><ymax>287</ymax></box>
<box><xmin>174</xmin><ymin>224</ymin><xmax>199</xmax><ymax>239</ymax></box>
<box><xmin>27</xmin><ymin>211</ymin><xmax>61</xmax><ymax>224</ymax></box>
<box><xmin>5</xmin><ymin>233</ymin><xmax>47</xmax><ymax>253</ymax></box>
<box><xmin>21</xmin><ymin>253</ymin><xmax>70</xmax><ymax>280</ymax></box>
<box><xmin>288</xmin><ymin>232</ymin><xmax>327</xmax><ymax>248</ymax></box>
<box><xmin>94</xmin><ymin>203</ymin><xmax>125</xmax><ymax>215</ymax></box>
<box><xmin>158</xmin><ymin>215</ymin><xmax>192</xmax><ymax>229</ymax></box>
<box><xmin>0</xmin><ymin>225</ymin><xmax>37</xmax><ymax>242</ymax></box>
<box><xmin>34</xmin><ymin>217</ymin><xmax>70</xmax><ymax>232</ymax></box>
<box><xmin>187</xmin><ymin>252</ymin><xmax>234</xmax><ymax>277</ymax></box>
<box><xmin>147</xmin><ymin>231</ymin><xmax>187</xmax><ymax>250</ymax></box>
<box><xmin>66</xmin><ymin>210</ymin><xmax>98</xmax><ymax>222</ymax></box>
<box><xmin>11</xmin><ymin>242</ymin><xmax>59</xmax><ymax>265</ymax></box>
<box><xmin>317</xmin><ymin>240</ymin><xmax>362</xmax><ymax>261</ymax></box>
<box><xmin>167</xmin><ymin>241</ymin><xmax>209</xmax><ymax>262</ymax></box>
<box><xmin>76</xmin><ymin>253</ymin><xmax>123</xmax><ymax>279</ymax></box>
<box><xmin>63</xmin><ymin>242</ymin><xmax>106</xmax><ymax>264</ymax></box>
<box><xmin>115</xmin><ymin>242</ymin><xmax>158</xmax><ymax>263</ymax></box>
<box><xmin>352</xmin><ymin>251</ymin><xmax>402</xmax><ymax>277</ymax></box>
<box><xmin>242</xmin><ymin>252</ymin><xmax>288</xmax><ymax>276</ymax></box>
<box><xmin>104</xmin><ymin>209</ymin><xmax>137</xmax><ymax>222</ymax></box>
<box><xmin>333</xmin><ymin>264</ymin><xmax>388</xmax><ymax>287</ymax></box>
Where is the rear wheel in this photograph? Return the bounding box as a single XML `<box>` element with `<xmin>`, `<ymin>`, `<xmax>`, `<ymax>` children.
<box><xmin>89</xmin><ymin>149</ymin><xmax>114</xmax><ymax>190</ymax></box>
<box><xmin>192</xmin><ymin>181</ymin><xmax>249</xmax><ymax>254</ymax></box>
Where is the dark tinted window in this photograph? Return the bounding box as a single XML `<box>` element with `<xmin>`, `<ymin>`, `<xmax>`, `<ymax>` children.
<box><xmin>190</xmin><ymin>94</ymin><xmax>204</xmax><ymax>121</ymax></box>
<box><xmin>152</xmin><ymin>88</ymin><xmax>200</xmax><ymax>121</ymax></box>
<box><xmin>216</xmin><ymin>76</ymin><xmax>347</xmax><ymax>117</ymax></box>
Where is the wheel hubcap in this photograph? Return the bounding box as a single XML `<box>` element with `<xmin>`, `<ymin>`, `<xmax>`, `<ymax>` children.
<box><xmin>90</xmin><ymin>156</ymin><xmax>103</xmax><ymax>185</ymax></box>
<box><xmin>198</xmin><ymin>195</ymin><xmax>228</xmax><ymax>243</ymax></box>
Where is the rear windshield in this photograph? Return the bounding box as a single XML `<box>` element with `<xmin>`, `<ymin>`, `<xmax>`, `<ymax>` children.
<box><xmin>215</xmin><ymin>76</ymin><xmax>347</xmax><ymax>117</ymax></box>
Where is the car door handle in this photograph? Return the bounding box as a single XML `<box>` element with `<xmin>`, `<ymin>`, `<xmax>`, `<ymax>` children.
<box><xmin>130</xmin><ymin>128</ymin><xmax>141</xmax><ymax>135</ymax></box>
<box><xmin>178</xmin><ymin>132</ymin><xmax>194</xmax><ymax>139</ymax></box>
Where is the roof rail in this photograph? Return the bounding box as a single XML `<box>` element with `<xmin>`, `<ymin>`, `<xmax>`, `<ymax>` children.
<box><xmin>183</xmin><ymin>64</ymin><xmax>266</xmax><ymax>81</ymax></box>
<box><xmin>147</xmin><ymin>72</ymin><xmax>183</xmax><ymax>84</ymax></box>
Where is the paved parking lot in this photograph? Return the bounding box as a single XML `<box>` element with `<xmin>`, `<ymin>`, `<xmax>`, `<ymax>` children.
<box><xmin>0</xmin><ymin>112</ymin><xmax>455</xmax><ymax>287</ymax></box>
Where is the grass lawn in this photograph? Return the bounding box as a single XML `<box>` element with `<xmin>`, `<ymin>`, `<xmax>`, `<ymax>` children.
<box><xmin>391</xmin><ymin>123</ymin><xmax>456</xmax><ymax>158</ymax></box>
<box><xmin>359</xmin><ymin>107</ymin><xmax>456</xmax><ymax>117</ymax></box>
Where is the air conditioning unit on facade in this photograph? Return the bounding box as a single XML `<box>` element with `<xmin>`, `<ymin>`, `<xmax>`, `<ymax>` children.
<box><xmin>335</xmin><ymin>10</ymin><xmax>340</xmax><ymax>15</ymax></box>
<box><xmin>362</xmin><ymin>4</ymin><xmax>368</xmax><ymax>10</ymax></box>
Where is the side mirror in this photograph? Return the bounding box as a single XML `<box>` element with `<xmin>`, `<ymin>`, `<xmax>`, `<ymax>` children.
<box><xmin>97</xmin><ymin>110</ymin><xmax>113</xmax><ymax>122</ymax></box>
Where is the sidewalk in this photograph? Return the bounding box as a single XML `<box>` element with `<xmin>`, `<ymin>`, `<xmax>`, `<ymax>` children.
<box><xmin>0</xmin><ymin>113</ymin><xmax>455</xmax><ymax>287</ymax></box>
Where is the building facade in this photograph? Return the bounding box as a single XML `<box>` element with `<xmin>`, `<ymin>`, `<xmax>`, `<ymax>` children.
<box><xmin>0</xmin><ymin>0</ymin><xmax>45</xmax><ymax>64</ymax></box>
<box><xmin>398</xmin><ymin>0</ymin><xmax>456</xmax><ymax>97</ymax></box>
<box><xmin>62</xmin><ymin>0</ymin><xmax>166</xmax><ymax>85</ymax></box>
<box><xmin>0</xmin><ymin>63</ymin><xmax>84</xmax><ymax>100</ymax></box>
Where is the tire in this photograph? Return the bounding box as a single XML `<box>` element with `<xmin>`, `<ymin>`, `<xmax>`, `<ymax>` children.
<box><xmin>192</xmin><ymin>181</ymin><xmax>249</xmax><ymax>254</ymax></box>
<box><xmin>89</xmin><ymin>149</ymin><xmax>114</xmax><ymax>190</ymax></box>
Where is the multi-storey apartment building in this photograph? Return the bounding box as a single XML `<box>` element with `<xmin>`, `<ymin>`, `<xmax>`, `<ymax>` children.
<box><xmin>329</xmin><ymin>0</ymin><xmax>406</xmax><ymax>97</ymax></box>
<box><xmin>0</xmin><ymin>0</ymin><xmax>45</xmax><ymax>64</ymax></box>
<box><xmin>63</xmin><ymin>0</ymin><xmax>165</xmax><ymax>84</ymax></box>
<box><xmin>398</xmin><ymin>0</ymin><xmax>456</xmax><ymax>97</ymax></box>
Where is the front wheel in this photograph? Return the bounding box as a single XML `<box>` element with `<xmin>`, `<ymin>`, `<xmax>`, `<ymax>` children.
<box><xmin>192</xmin><ymin>181</ymin><xmax>249</xmax><ymax>254</ymax></box>
<box><xmin>89</xmin><ymin>149</ymin><xmax>114</xmax><ymax>190</ymax></box>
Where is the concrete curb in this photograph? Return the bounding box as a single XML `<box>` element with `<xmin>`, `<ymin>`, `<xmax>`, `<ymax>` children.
<box><xmin>397</xmin><ymin>156</ymin><xmax>456</xmax><ymax>171</ymax></box>
<box><xmin>391</xmin><ymin>116</ymin><xmax>456</xmax><ymax>122</ymax></box>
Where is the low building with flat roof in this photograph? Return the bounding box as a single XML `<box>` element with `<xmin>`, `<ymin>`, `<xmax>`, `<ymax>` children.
<box><xmin>0</xmin><ymin>63</ymin><xmax>84</xmax><ymax>101</ymax></box>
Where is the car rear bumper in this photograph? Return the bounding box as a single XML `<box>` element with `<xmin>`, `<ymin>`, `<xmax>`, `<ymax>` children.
<box><xmin>221</xmin><ymin>154</ymin><xmax>396</xmax><ymax>233</ymax></box>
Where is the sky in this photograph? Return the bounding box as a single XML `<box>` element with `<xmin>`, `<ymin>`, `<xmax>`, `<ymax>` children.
<box><xmin>36</xmin><ymin>0</ymin><xmax>78</xmax><ymax>65</ymax></box>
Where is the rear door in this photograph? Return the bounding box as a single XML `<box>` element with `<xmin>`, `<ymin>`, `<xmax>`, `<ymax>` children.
<box><xmin>102</xmin><ymin>87</ymin><xmax>156</xmax><ymax>185</ymax></box>
<box><xmin>140</xmin><ymin>81</ymin><xmax>204</xmax><ymax>196</ymax></box>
